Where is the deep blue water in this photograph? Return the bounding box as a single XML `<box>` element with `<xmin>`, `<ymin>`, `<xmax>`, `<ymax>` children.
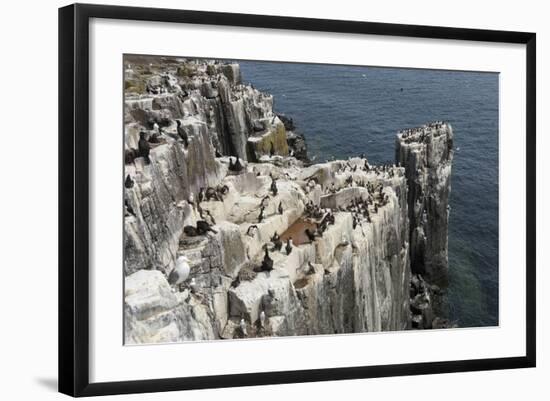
<box><xmin>239</xmin><ymin>60</ymin><xmax>499</xmax><ymax>328</ymax></box>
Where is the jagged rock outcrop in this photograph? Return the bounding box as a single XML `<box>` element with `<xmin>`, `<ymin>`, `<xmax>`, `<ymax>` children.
<box><xmin>396</xmin><ymin>123</ymin><xmax>453</xmax><ymax>286</ymax></box>
<box><xmin>123</xmin><ymin>58</ymin><xmax>452</xmax><ymax>344</ymax></box>
<box><xmin>125</xmin><ymin>269</ymin><xmax>217</xmax><ymax>343</ymax></box>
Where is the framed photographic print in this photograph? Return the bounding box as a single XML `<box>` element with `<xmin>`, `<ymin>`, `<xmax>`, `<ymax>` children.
<box><xmin>58</xmin><ymin>3</ymin><xmax>536</xmax><ymax>397</ymax></box>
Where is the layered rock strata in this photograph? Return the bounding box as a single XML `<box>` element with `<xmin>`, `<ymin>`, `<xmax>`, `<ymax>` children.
<box><xmin>123</xmin><ymin>57</ymin><xmax>452</xmax><ymax>344</ymax></box>
<box><xmin>396</xmin><ymin>123</ymin><xmax>454</xmax><ymax>286</ymax></box>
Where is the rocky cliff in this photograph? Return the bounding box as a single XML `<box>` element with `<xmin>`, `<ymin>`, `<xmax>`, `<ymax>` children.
<box><xmin>123</xmin><ymin>57</ymin><xmax>452</xmax><ymax>344</ymax></box>
<box><xmin>396</xmin><ymin>123</ymin><xmax>454</xmax><ymax>286</ymax></box>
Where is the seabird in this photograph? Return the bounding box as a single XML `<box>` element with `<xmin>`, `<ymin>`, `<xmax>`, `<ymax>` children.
<box><xmin>124</xmin><ymin>174</ymin><xmax>134</xmax><ymax>189</ymax></box>
<box><xmin>184</xmin><ymin>225</ymin><xmax>198</xmax><ymax>236</ymax></box>
<box><xmin>198</xmin><ymin>187</ymin><xmax>205</xmax><ymax>203</ymax></box>
<box><xmin>285</xmin><ymin>238</ymin><xmax>293</xmax><ymax>255</ymax></box>
<box><xmin>306</xmin><ymin>261</ymin><xmax>316</xmax><ymax>275</ymax></box>
<box><xmin>124</xmin><ymin>199</ymin><xmax>135</xmax><ymax>217</ymax></box>
<box><xmin>261</xmin><ymin>247</ymin><xmax>274</xmax><ymax>272</ymax></box>
<box><xmin>205</xmin><ymin>187</ymin><xmax>222</xmax><ymax>202</ymax></box>
<box><xmin>202</xmin><ymin>209</ymin><xmax>216</xmax><ymax>226</ymax></box>
<box><xmin>305</xmin><ymin>228</ymin><xmax>316</xmax><ymax>242</ymax></box>
<box><xmin>246</xmin><ymin>225</ymin><xmax>258</xmax><ymax>237</ymax></box>
<box><xmin>197</xmin><ymin>220</ymin><xmax>217</xmax><ymax>235</ymax></box>
<box><xmin>154</xmin><ymin>122</ymin><xmax>163</xmax><ymax>136</ymax></box>
<box><xmin>271</xmin><ymin>232</ymin><xmax>282</xmax><ymax>251</ymax></box>
<box><xmin>259</xmin><ymin>310</ymin><xmax>266</xmax><ymax>328</ymax></box>
<box><xmin>240</xmin><ymin>318</ymin><xmax>248</xmax><ymax>337</ymax></box>
<box><xmin>278</xmin><ymin>202</ymin><xmax>283</xmax><ymax>215</ymax></box>
<box><xmin>233</xmin><ymin>156</ymin><xmax>243</xmax><ymax>172</ymax></box>
<box><xmin>168</xmin><ymin>256</ymin><xmax>191</xmax><ymax>289</ymax></box>
<box><xmin>270</xmin><ymin>179</ymin><xmax>278</xmax><ymax>196</ymax></box>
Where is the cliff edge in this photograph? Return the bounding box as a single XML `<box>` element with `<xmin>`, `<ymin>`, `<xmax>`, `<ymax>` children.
<box><xmin>123</xmin><ymin>57</ymin><xmax>453</xmax><ymax>343</ymax></box>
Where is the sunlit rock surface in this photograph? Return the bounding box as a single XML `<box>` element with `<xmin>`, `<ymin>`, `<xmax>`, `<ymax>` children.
<box><xmin>123</xmin><ymin>58</ymin><xmax>452</xmax><ymax>344</ymax></box>
<box><xmin>396</xmin><ymin>123</ymin><xmax>454</xmax><ymax>285</ymax></box>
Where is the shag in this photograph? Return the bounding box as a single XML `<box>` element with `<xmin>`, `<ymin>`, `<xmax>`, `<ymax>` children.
<box><xmin>233</xmin><ymin>156</ymin><xmax>243</xmax><ymax>172</ymax></box>
<box><xmin>261</xmin><ymin>247</ymin><xmax>274</xmax><ymax>272</ymax></box>
<box><xmin>124</xmin><ymin>174</ymin><xmax>134</xmax><ymax>189</ymax></box>
<box><xmin>306</xmin><ymin>262</ymin><xmax>316</xmax><ymax>275</ymax></box>
<box><xmin>196</xmin><ymin>220</ymin><xmax>217</xmax><ymax>235</ymax></box>
<box><xmin>184</xmin><ymin>225</ymin><xmax>198</xmax><ymax>236</ymax></box>
<box><xmin>285</xmin><ymin>238</ymin><xmax>293</xmax><ymax>255</ymax></box>
<box><xmin>305</xmin><ymin>228</ymin><xmax>316</xmax><ymax>242</ymax></box>
<box><xmin>124</xmin><ymin>199</ymin><xmax>135</xmax><ymax>217</ymax></box>
<box><xmin>271</xmin><ymin>232</ymin><xmax>282</xmax><ymax>251</ymax></box>
<box><xmin>240</xmin><ymin>318</ymin><xmax>248</xmax><ymax>337</ymax></box>
<box><xmin>278</xmin><ymin>202</ymin><xmax>283</xmax><ymax>215</ymax></box>
<box><xmin>270</xmin><ymin>178</ymin><xmax>278</xmax><ymax>196</ymax></box>
<box><xmin>198</xmin><ymin>187</ymin><xmax>205</xmax><ymax>203</ymax></box>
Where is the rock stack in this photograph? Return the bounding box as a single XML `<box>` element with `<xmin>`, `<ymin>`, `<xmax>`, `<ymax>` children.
<box><xmin>396</xmin><ymin>122</ymin><xmax>454</xmax><ymax>286</ymax></box>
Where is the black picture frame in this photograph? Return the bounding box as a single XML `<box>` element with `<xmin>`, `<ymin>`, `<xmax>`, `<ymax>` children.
<box><xmin>58</xmin><ymin>3</ymin><xmax>536</xmax><ymax>397</ymax></box>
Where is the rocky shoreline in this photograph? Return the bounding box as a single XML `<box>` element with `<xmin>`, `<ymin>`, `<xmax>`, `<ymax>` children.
<box><xmin>123</xmin><ymin>57</ymin><xmax>455</xmax><ymax>344</ymax></box>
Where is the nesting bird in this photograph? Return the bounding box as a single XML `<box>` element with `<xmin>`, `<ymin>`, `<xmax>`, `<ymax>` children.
<box><xmin>198</xmin><ymin>187</ymin><xmax>205</xmax><ymax>203</ymax></box>
<box><xmin>124</xmin><ymin>199</ymin><xmax>135</xmax><ymax>217</ymax></box>
<box><xmin>124</xmin><ymin>174</ymin><xmax>134</xmax><ymax>189</ymax></box>
<box><xmin>232</xmin><ymin>156</ymin><xmax>244</xmax><ymax>172</ymax></box>
<box><xmin>306</xmin><ymin>261</ymin><xmax>316</xmax><ymax>275</ymax></box>
<box><xmin>259</xmin><ymin>310</ymin><xmax>266</xmax><ymax>328</ymax></box>
<box><xmin>196</xmin><ymin>220</ymin><xmax>217</xmax><ymax>235</ymax></box>
<box><xmin>270</xmin><ymin>178</ymin><xmax>278</xmax><ymax>196</ymax></box>
<box><xmin>261</xmin><ymin>247</ymin><xmax>274</xmax><ymax>272</ymax></box>
<box><xmin>168</xmin><ymin>256</ymin><xmax>191</xmax><ymax>290</ymax></box>
<box><xmin>285</xmin><ymin>238</ymin><xmax>293</xmax><ymax>255</ymax></box>
<box><xmin>271</xmin><ymin>232</ymin><xmax>282</xmax><ymax>252</ymax></box>
<box><xmin>305</xmin><ymin>228</ymin><xmax>316</xmax><ymax>242</ymax></box>
<box><xmin>240</xmin><ymin>318</ymin><xmax>248</xmax><ymax>337</ymax></box>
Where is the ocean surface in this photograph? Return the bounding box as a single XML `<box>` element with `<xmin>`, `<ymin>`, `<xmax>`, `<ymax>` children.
<box><xmin>239</xmin><ymin>60</ymin><xmax>499</xmax><ymax>328</ymax></box>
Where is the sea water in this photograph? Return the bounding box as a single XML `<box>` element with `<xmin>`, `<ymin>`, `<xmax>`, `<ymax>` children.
<box><xmin>240</xmin><ymin>60</ymin><xmax>499</xmax><ymax>328</ymax></box>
